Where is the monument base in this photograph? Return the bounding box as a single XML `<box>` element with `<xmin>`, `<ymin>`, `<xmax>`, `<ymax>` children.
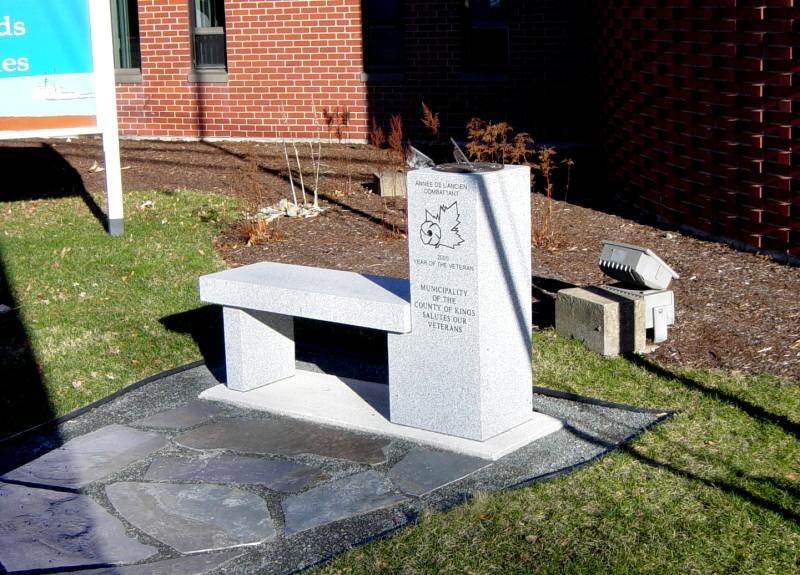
<box><xmin>199</xmin><ymin>370</ymin><xmax>562</xmax><ymax>461</ymax></box>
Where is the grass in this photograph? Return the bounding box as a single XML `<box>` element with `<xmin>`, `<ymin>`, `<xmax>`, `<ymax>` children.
<box><xmin>0</xmin><ymin>189</ymin><xmax>238</xmax><ymax>437</ymax></box>
<box><xmin>317</xmin><ymin>334</ymin><xmax>800</xmax><ymax>574</ymax></box>
<box><xmin>1</xmin><ymin>187</ymin><xmax>798</xmax><ymax>573</ymax></box>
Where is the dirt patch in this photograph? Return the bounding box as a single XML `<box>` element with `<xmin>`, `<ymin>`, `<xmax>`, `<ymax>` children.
<box><xmin>3</xmin><ymin>137</ymin><xmax>798</xmax><ymax>381</ymax></box>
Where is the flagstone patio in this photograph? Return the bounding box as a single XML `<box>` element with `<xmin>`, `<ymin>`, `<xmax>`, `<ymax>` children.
<box><xmin>0</xmin><ymin>362</ymin><xmax>668</xmax><ymax>574</ymax></box>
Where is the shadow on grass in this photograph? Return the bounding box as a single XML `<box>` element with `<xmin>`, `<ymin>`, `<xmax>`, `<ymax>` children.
<box><xmin>626</xmin><ymin>445</ymin><xmax>800</xmax><ymax>525</ymax></box>
<box><xmin>628</xmin><ymin>355</ymin><xmax>800</xmax><ymax>440</ymax></box>
<box><xmin>0</xmin><ymin>253</ymin><xmax>57</xmax><ymax>446</ymax></box>
<box><xmin>0</xmin><ymin>147</ymin><xmax>69</xmax><ymax>507</ymax></box>
<box><xmin>0</xmin><ymin>144</ymin><xmax>80</xmax><ymax>443</ymax></box>
<box><xmin>531</xmin><ymin>275</ymin><xmax>576</xmax><ymax>328</ymax></box>
<box><xmin>554</xmin><ymin>352</ymin><xmax>800</xmax><ymax>525</ymax></box>
<box><xmin>560</xmin><ymin>421</ymin><xmax>800</xmax><ymax>525</ymax></box>
<box><xmin>0</xmin><ymin>143</ymin><xmax>107</xmax><ymax>232</ymax></box>
<box><xmin>159</xmin><ymin>305</ymin><xmax>226</xmax><ymax>383</ymax></box>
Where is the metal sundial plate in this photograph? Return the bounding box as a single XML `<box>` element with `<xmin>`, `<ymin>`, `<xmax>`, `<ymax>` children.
<box><xmin>433</xmin><ymin>162</ymin><xmax>503</xmax><ymax>173</ymax></box>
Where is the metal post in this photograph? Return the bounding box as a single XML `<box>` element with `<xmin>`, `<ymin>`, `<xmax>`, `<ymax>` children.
<box><xmin>90</xmin><ymin>0</ymin><xmax>124</xmax><ymax>235</ymax></box>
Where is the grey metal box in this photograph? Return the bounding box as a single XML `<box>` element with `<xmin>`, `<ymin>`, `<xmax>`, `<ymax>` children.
<box><xmin>599</xmin><ymin>241</ymin><xmax>679</xmax><ymax>290</ymax></box>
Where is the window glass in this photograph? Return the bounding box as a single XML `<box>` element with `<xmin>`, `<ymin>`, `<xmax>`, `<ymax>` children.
<box><xmin>195</xmin><ymin>0</ymin><xmax>225</xmax><ymax>28</ymax></box>
<box><xmin>363</xmin><ymin>0</ymin><xmax>403</xmax><ymax>71</ymax></box>
<box><xmin>464</xmin><ymin>0</ymin><xmax>509</xmax><ymax>70</ymax></box>
<box><xmin>111</xmin><ymin>0</ymin><xmax>141</xmax><ymax>70</ymax></box>
<box><xmin>364</xmin><ymin>0</ymin><xmax>400</xmax><ymax>21</ymax></box>
<box><xmin>193</xmin><ymin>0</ymin><xmax>226</xmax><ymax>69</ymax></box>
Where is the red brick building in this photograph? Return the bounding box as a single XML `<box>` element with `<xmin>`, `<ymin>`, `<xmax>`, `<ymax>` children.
<box><xmin>110</xmin><ymin>0</ymin><xmax>798</xmax><ymax>257</ymax></box>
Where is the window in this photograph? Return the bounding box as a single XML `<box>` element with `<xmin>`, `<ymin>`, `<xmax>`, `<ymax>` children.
<box><xmin>110</xmin><ymin>0</ymin><xmax>141</xmax><ymax>78</ymax></box>
<box><xmin>192</xmin><ymin>0</ymin><xmax>227</xmax><ymax>70</ymax></box>
<box><xmin>464</xmin><ymin>0</ymin><xmax>509</xmax><ymax>72</ymax></box>
<box><xmin>362</xmin><ymin>0</ymin><xmax>403</xmax><ymax>72</ymax></box>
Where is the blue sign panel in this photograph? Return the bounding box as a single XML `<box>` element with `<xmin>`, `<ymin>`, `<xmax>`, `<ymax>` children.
<box><xmin>0</xmin><ymin>0</ymin><xmax>96</xmax><ymax>131</ymax></box>
<box><xmin>0</xmin><ymin>0</ymin><xmax>93</xmax><ymax>79</ymax></box>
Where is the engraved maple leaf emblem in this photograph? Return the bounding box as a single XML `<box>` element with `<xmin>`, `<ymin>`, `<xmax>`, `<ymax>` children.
<box><xmin>420</xmin><ymin>202</ymin><xmax>464</xmax><ymax>249</ymax></box>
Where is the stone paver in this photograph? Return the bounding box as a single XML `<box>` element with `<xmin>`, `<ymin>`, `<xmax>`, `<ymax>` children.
<box><xmin>0</xmin><ymin>483</ymin><xmax>157</xmax><ymax>573</ymax></box>
<box><xmin>64</xmin><ymin>549</ymin><xmax>244</xmax><ymax>575</ymax></box>
<box><xmin>106</xmin><ymin>482</ymin><xmax>276</xmax><ymax>553</ymax></box>
<box><xmin>282</xmin><ymin>471</ymin><xmax>408</xmax><ymax>535</ymax></box>
<box><xmin>175</xmin><ymin>418</ymin><xmax>390</xmax><ymax>464</ymax></box>
<box><xmin>132</xmin><ymin>400</ymin><xmax>223</xmax><ymax>430</ymax></box>
<box><xmin>388</xmin><ymin>448</ymin><xmax>491</xmax><ymax>496</ymax></box>
<box><xmin>145</xmin><ymin>454</ymin><xmax>324</xmax><ymax>492</ymax></box>
<box><xmin>0</xmin><ymin>362</ymin><xmax>668</xmax><ymax>575</ymax></box>
<box><xmin>1</xmin><ymin>424</ymin><xmax>167</xmax><ymax>488</ymax></box>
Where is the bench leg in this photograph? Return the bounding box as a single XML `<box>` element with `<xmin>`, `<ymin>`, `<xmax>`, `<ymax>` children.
<box><xmin>223</xmin><ymin>308</ymin><xmax>295</xmax><ymax>391</ymax></box>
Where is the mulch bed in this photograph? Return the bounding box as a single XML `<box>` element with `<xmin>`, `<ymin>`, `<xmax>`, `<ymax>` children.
<box><xmin>3</xmin><ymin>137</ymin><xmax>798</xmax><ymax>382</ymax></box>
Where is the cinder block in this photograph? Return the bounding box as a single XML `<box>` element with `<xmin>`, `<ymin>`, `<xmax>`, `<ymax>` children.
<box><xmin>375</xmin><ymin>170</ymin><xmax>407</xmax><ymax>198</ymax></box>
<box><xmin>555</xmin><ymin>287</ymin><xmax>645</xmax><ymax>356</ymax></box>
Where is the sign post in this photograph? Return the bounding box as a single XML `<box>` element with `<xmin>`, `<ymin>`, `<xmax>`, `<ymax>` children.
<box><xmin>0</xmin><ymin>0</ymin><xmax>124</xmax><ymax>234</ymax></box>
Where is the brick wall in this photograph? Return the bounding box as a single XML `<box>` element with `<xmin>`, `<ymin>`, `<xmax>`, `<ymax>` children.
<box><xmin>115</xmin><ymin>1</ymin><xmax>798</xmax><ymax>255</ymax></box>
<box><xmin>363</xmin><ymin>0</ymin><xmax>596</xmax><ymax>143</ymax></box>
<box><xmin>116</xmin><ymin>0</ymin><xmax>367</xmax><ymax>139</ymax></box>
<box><xmin>115</xmin><ymin>0</ymin><xmax>595</xmax><ymax>143</ymax></box>
<box><xmin>600</xmin><ymin>1</ymin><xmax>798</xmax><ymax>256</ymax></box>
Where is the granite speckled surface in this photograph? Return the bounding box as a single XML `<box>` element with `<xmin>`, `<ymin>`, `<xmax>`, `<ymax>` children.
<box><xmin>199</xmin><ymin>262</ymin><xmax>412</xmax><ymax>333</ymax></box>
<box><xmin>389</xmin><ymin>165</ymin><xmax>534</xmax><ymax>440</ymax></box>
<box><xmin>222</xmin><ymin>308</ymin><xmax>295</xmax><ymax>391</ymax></box>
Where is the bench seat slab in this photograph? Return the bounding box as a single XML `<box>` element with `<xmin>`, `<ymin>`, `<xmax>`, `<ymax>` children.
<box><xmin>200</xmin><ymin>262</ymin><xmax>411</xmax><ymax>334</ymax></box>
<box><xmin>224</xmin><ymin>308</ymin><xmax>295</xmax><ymax>391</ymax></box>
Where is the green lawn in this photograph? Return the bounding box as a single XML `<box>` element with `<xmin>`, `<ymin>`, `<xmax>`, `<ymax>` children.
<box><xmin>319</xmin><ymin>334</ymin><xmax>800</xmax><ymax>574</ymax></box>
<box><xmin>0</xmin><ymin>189</ymin><xmax>237</xmax><ymax>437</ymax></box>
<box><xmin>1</xmin><ymin>188</ymin><xmax>798</xmax><ymax>573</ymax></box>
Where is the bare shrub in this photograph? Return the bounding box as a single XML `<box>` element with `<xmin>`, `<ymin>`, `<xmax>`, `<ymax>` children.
<box><xmin>531</xmin><ymin>146</ymin><xmax>556</xmax><ymax>248</ymax></box>
<box><xmin>370</xmin><ymin>117</ymin><xmax>386</xmax><ymax>148</ymax></box>
<box><xmin>321</xmin><ymin>105</ymin><xmax>355</xmax><ymax>194</ymax></box>
<box><xmin>421</xmin><ymin>102</ymin><xmax>440</xmax><ymax>139</ymax></box>
<box><xmin>465</xmin><ymin>118</ymin><xmax>573</xmax><ymax>249</ymax></box>
<box><xmin>244</xmin><ymin>152</ymin><xmax>265</xmax><ymax>208</ymax></box>
<box><xmin>388</xmin><ymin>114</ymin><xmax>404</xmax><ymax>161</ymax></box>
<box><xmin>322</xmin><ymin>107</ymin><xmax>351</xmax><ymax>142</ymax></box>
<box><xmin>239</xmin><ymin>217</ymin><xmax>285</xmax><ymax>246</ymax></box>
<box><xmin>466</xmin><ymin>118</ymin><xmax>514</xmax><ymax>163</ymax></box>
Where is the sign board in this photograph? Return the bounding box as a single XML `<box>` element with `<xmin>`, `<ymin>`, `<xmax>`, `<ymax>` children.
<box><xmin>0</xmin><ymin>0</ymin><xmax>124</xmax><ymax>234</ymax></box>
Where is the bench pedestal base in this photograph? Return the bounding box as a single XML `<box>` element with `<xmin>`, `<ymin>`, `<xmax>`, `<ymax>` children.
<box><xmin>200</xmin><ymin>370</ymin><xmax>562</xmax><ymax>461</ymax></box>
<box><xmin>223</xmin><ymin>308</ymin><xmax>295</xmax><ymax>391</ymax></box>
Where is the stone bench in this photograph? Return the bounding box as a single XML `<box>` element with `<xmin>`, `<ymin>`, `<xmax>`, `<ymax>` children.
<box><xmin>199</xmin><ymin>262</ymin><xmax>411</xmax><ymax>391</ymax></box>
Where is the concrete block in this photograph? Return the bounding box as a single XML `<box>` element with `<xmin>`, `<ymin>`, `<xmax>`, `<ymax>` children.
<box><xmin>555</xmin><ymin>287</ymin><xmax>645</xmax><ymax>356</ymax></box>
<box><xmin>375</xmin><ymin>169</ymin><xmax>407</xmax><ymax>198</ymax></box>
<box><xmin>389</xmin><ymin>164</ymin><xmax>534</xmax><ymax>441</ymax></box>
<box><xmin>223</xmin><ymin>308</ymin><xmax>294</xmax><ymax>391</ymax></box>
